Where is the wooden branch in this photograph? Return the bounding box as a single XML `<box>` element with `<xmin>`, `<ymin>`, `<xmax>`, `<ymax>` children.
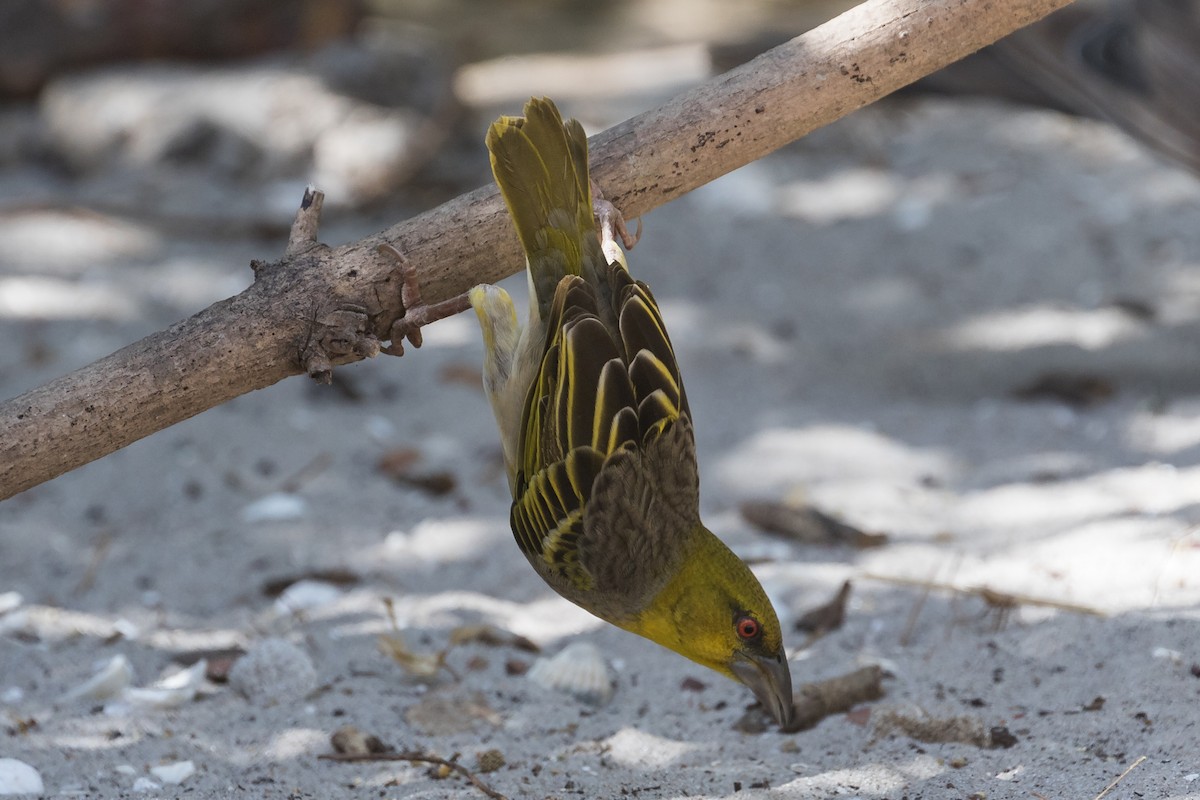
<box><xmin>0</xmin><ymin>0</ymin><xmax>1075</xmax><ymax>501</ymax></box>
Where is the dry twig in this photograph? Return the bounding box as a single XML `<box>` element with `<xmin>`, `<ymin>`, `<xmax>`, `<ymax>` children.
<box><xmin>320</xmin><ymin>750</ymin><xmax>508</xmax><ymax>800</ymax></box>
<box><xmin>1092</xmin><ymin>755</ymin><xmax>1147</xmax><ymax>800</ymax></box>
<box><xmin>788</xmin><ymin>665</ymin><xmax>886</xmax><ymax>732</ymax></box>
<box><xmin>738</xmin><ymin>664</ymin><xmax>885</xmax><ymax>733</ymax></box>
<box><xmin>861</xmin><ymin>572</ymin><xmax>1106</xmax><ymax>619</ymax></box>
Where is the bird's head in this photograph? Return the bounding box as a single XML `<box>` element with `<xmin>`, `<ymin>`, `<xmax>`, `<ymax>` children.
<box><xmin>624</xmin><ymin>526</ymin><xmax>795</xmax><ymax>727</ymax></box>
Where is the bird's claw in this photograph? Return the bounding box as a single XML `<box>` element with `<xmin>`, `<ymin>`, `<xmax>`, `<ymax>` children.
<box><xmin>590</xmin><ymin>179</ymin><xmax>641</xmax><ymax>251</ymax></box>
<box><xmin>378</xmin><ymin>243</ymin><xmax>471</xmax><ymax>356</ymax></box>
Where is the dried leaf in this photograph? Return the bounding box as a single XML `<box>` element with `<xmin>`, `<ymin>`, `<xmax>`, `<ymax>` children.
<box><xmin>379</xmin><ymin>633</ymin><xmax>451</xmax><ymax>680</ymax></box>
<box><xmin>439</xmin><ymin>363</ymin><xmax>482</xmax><ymax>389</ymax></box>
<box><xmin>1012</xmin><ymin>372</ymin><xmax>1116</xmax><ymax>407</ymax></box>
<box><xmin>795</xmin><ymin>580</ymin><xmax>852</xmax><ymax>635</ymax></box>
<box><xmin>741</xmin><ymin>501</ymin><xmax>887</xmax><ymax>548</ymax></box>
<box><xmin>377</xmin><ymin>448</ymin><xmax>422</xmax><ymax>478</ymax></box>
<box><xmin>449</xmin><ymin>624</ymin><xmax>540</xmax><ymax>652</ymax></box>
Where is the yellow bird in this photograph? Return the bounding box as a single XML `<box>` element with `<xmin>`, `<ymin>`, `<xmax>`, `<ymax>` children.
<box><xmin>465</xmin><ymin>98</ymin><xmax>794</xmax><ymax>725</ymax></box>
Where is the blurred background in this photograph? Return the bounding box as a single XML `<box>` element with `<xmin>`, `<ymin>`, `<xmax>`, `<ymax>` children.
<box><xmin>2</xmin><ymin>1</ymin><xmax>1200</xmax><ymax>796</ymax></box>
<box><xmin>4</xmin><ymin>0</ymin><xmax>1200</xmax><ymax>691</ymax></box>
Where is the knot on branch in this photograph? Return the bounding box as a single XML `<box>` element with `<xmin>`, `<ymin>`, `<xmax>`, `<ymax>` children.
<box><xmin>299</xmin><ymin>303</ymin><xmax>381</xmax><ymax>384</ymax></box>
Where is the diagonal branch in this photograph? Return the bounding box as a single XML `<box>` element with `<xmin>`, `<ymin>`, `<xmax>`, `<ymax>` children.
<box><xmin>0</xmin><ymin>0</ymin><xmax>1075</xmax><ymax>501</ymax></box>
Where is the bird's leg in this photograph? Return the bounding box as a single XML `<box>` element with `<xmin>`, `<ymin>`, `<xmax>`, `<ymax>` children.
<box><xmin>590</xmin><ymin>178</ymin><xmax>641</xmax><ymax>252</ymax></box>
<box><xmin>378</xmin><ymin>243</ymin><xmax>471</xmax><ymax>356</ymax></box>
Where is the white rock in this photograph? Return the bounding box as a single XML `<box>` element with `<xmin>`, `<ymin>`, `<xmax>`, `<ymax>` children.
<box><xmin>0</xmin><ymin>592</ymin><xmax>22</xmax><ymax>615</ymax></box>
<box><xmin>111</xmin><ymin>618</ymin><xmax>140</xmax><ymax>640</ymax></box>
<box><xmin>150</xmin><ymin>760</ymin><xmax>195</xmax><ymax>785</ymax></box>
<box><xmin>229</xmin><ymin>638</ymin><xmax>317</xmax><ymax>704</ymax></box>
<box><xmin>1</xmin><ymin>687</ymin><xmax>23</xmax><ymax>704</ymax></box>
<box><xmin>240</xmin><ymin>492</ymin><xmax>308</xmax><ymax>523</ymax></box>
<box><xmin>1152</xmin><ymin>647</ymin><xmax>1183</xmax><ymax>664</ymax></box>
<box><xmin>113</xmin><ymin>765</ymin><xmax>137</xmax><ymax>776</ymax></box>
<box><xmin>62</xmin><ymin>654</ymin><xmax>134</xmax><ymax>702</ymax></box>
<box><xmin>274</xmin><ymin>580</ymin><xmax>343</xmax><ymax>615</ymax></box>
<box><xmin>101</xmin><ymin>700</ymin><xmax>132</xmax><ymax>717</ymax></box>
<box><xmin>0</xmin><ymin>758</ymin><xmax>44</xmax><ymax>795</ymax></box>
<box><xmin>131</xmin><ymin>777</ymin><xmax>160</xmax><ymax>792</ymax></box>
<box><xmin>364</xmin><ymin>415</ymin><xmax>396</xmax><ymax>443</ymax></box>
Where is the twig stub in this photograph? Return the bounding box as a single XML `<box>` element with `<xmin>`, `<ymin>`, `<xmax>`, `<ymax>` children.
<box><xmin>285</xmin><ymin>185</ymin><xmax>326</xmax><ymax>258</ymax></box>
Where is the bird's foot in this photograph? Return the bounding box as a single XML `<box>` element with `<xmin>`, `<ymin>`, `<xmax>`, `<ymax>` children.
<box><xmin>378</xmin><ymin>243</ymin><xmax>471</xmax><ymax>356</ymax></box>
<box><xmin>590</xmin><ymin>179</ymin><xmax>641</xmax><ymax>252</ymax></box>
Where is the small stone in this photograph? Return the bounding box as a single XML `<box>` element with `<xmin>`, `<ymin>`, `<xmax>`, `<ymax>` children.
<box><xmin>274</xmin><ymin>580</ymin><xmax>343</xmax><ymax>615</ymax></box>
<box><xmin>989</xmin><ymin>726</ymin><xmax>1019</xmax><ymax>749</ymax></box>
<box><xmin>149</xmin><ymin>760</ymin><xmax>195</xmax><ymax>785</ymax></box>
<box><xmin>0</xmin><ymin>592</ymin><xmax>22</xmax><ymax>615</ymax></box>
<box><xmin>0</xmin><ymin>758</ymin><xmax>44</xmax><ymax>795</ymax></box>
<box><xmin>476</xmin><ymin>749</ymin><xmax>505</xmax><ymax>773</ymax></box>
<box><xmin>330</xmin><ymin>725</ymin><xmax>389</xmax><ymax>755</ymax></box>
<box><xmin>228</xmin><ymin>638</ymin><xmax>317</xmax><ymax>705</ymax></box>
<box><xmin>241</xmin><ymin>492</ymin><xmax>308</xmax><ymax>523</ymax></box>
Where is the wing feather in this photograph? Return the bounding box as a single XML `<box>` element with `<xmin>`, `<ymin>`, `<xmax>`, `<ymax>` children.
<box><xmin>496</xmin><ymin>100</ymin><xmax>700</xmax><ymax>609</ymax></box>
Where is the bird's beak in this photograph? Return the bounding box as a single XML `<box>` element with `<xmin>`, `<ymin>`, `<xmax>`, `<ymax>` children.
<box><xmin>731</xmin><ymin>651</ymin><xmax>795</xmax><ymax>728</ymax></box>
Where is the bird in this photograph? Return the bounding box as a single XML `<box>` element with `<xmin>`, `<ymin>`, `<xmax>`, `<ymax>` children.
<box><xmin>462</xmin><ymin>97</ymin><xmax>795</xmax><ymax>726</ymax></box>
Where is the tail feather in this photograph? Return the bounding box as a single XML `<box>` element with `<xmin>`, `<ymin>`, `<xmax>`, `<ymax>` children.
<box><xmin>487</xmin><ymin>98</ymin><xmax>607</xmax><ymax>319</ymax></box>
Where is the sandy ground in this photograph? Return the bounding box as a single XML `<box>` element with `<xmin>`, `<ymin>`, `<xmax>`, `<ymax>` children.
<box><xmin>3</xmin><ymin>92</ymin><xmax>1200</xmax><ymax>799</ymax></box>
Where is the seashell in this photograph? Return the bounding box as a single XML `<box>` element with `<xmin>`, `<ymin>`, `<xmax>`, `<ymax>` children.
<box><xmin>149</xmin><ymin>760</ymin><xmax>195</xmax><ymax>785</ymax></box>
<box><xmin>526</xmin><ymin>641</ymin><xmax>614</xmax><ymax>706</ymax></box>
<box><xmin>121</xmin><ymin>660</ymin><xmax>207</xmax><ymax>710</ymax></box>
<box><xmin>62</xmin><ymin>654</ymin><xmax>134</xmax><ymax>702</ymax></box>
<box><xmin>0</xmin><ymin>758</ymin><xmax>44</xmax><ymax>795</ymax></box>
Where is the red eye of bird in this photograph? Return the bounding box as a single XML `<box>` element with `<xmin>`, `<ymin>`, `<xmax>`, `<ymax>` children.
<box><xmin>735</xmin><ymin>615</ymin><xmax>760</xmax><ymax>641</ymax></box>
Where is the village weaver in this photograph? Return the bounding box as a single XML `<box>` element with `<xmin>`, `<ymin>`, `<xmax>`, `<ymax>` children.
<box><xmin>384</xmin><ymin>98</ymin><xmax>794</xmax><ymax>725</ymax></box>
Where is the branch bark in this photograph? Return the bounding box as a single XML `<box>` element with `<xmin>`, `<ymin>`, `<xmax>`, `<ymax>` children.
<box><xmin>0</xmin><ymin>0</ymin><xmax>1075</xmax><ymax>501</ymax></box>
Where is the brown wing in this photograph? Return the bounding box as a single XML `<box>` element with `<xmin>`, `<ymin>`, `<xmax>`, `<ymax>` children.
<box><xmin>510</xmin><ymin>263</ymin><xmax>700</xmax><ymax>611</ymax></box>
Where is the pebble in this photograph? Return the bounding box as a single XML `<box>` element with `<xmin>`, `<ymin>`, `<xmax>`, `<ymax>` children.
<box><xmin>0</xmin><ymin>758</ymin><xmax>43</xmax><ymax>795</ymax></box>
<box><xmin>228</xmin><ymin>638</ymin><xmax>317</xmax><ymax>704</ymax></box>
<box><xmin>0</xmin><ymin>592</ymin><xmax>22</xmax><ymax>615</ymax></box>
<box><xmin>150</xmin><ymin>760</ymin><xmax>195</xmax><ymax>785</ymax></box>
<box><xmin>241</xmin><ymin>492</ymin><xmax>308</xmax><ymax>523</ymax></box>
<box><xmin>274</xmin><ymin>580</ymin><xmax>343</xmax><ymax>615</ymax></box>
